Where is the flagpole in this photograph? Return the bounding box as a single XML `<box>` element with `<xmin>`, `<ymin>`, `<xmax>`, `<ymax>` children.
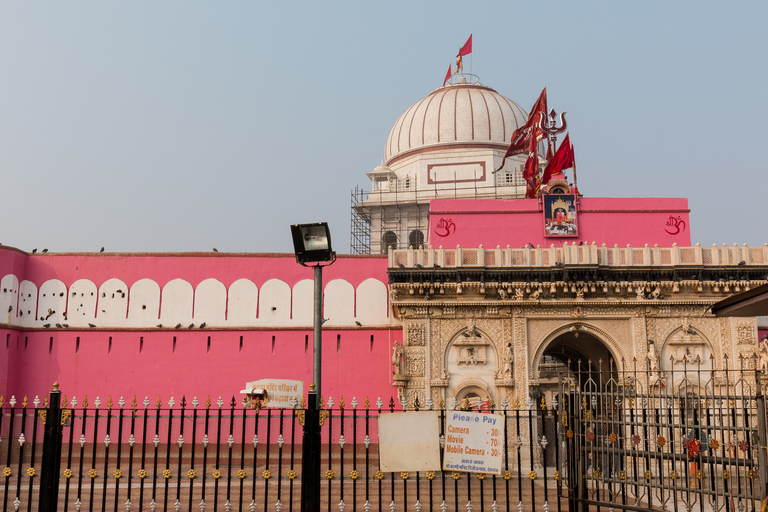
<box><xmin>572</xmin><ymin>142</ymin><xmax>579</xmax><ymax>197</ymax></box>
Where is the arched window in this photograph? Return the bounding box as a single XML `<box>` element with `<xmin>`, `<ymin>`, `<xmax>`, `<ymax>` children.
<box><xmin>381</xmin><ymin>231</ymin><xmax>397</xmax><ymax>254</ymax></box>
<box><xmin>408</xmin><ymin>230</ymin><xmax>424</xmax><ymax>248</ymax></box>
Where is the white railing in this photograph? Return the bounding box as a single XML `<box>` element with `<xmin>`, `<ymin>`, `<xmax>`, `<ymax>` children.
<box><xmin>389</xmin><ymin>242</ymin><xmax>768</xmax><ymax>269</ymax></box>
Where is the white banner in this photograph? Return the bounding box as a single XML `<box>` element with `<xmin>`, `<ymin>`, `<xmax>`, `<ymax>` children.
<box><xmin>442</xmin><ymin>410</ymin><xmax>504</xmax><ymax>474</ymax></box>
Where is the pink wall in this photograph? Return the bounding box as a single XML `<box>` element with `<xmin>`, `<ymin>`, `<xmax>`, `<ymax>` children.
<box><xmin>427</xmin><ymin>197</ymin><xmax>691</xmax><ymax>249</ymax></box>
<box><xmin>0</xmin><ymin>249</ymin><xmax>402</xmax><ymax>401</ymax></box>
<box><xmin>1</xmin><ymin>328</ymin><xmax>401</xmax><ymax>404</ymax></box>
<box><xmin>0</xmin><ymin>249</ymin><xmax>387</xmax><ymax>292</ymax></box>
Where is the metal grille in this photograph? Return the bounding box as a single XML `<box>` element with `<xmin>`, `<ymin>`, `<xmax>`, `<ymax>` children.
<box><xmin>559</xmin><ymin>359</ymin><xmax>768</xmax><ymax>512</ymax></box>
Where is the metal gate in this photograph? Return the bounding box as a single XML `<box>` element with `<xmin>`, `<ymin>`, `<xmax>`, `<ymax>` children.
<box><xmin>558</xmin><ymin>358</ymin><xmax>768</xmax><ymax>512</ymax></box>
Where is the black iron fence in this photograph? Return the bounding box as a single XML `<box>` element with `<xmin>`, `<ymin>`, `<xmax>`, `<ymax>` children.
<box><xmin>1</xmin><ymin>389</ymin><xmax>565</xmax><ymax>512</ymax></box>
<box><xmin>561</xmin><ymin>357</ymin><xmax>768</xmax><ymax>512</ymax></box>
<box><xmin>3</xmin><ymin>360</ymin><xmax>767</xmax><ymax>512</ymax></box>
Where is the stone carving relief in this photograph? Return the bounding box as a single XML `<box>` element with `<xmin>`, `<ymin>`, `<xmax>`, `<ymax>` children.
<box><xmin>407</xmin><ymin>325</ymin><xmax>424</xmax><ymax>346</ymax></box>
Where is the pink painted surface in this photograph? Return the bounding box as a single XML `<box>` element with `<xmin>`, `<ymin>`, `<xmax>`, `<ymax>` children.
<box><xmin>0</xmin><ymin>249</ymin><xmax>388</xmax><ymax>291</ymax></box>
<box><xmin>427</xmin><ymin>197</ymin><xmax>691</xmax><ymax>249</ymax></box>
<box><xmin>0</xmin><ymin>328</ymin><xmax>401</xmax><ymax>403</ymax></box>
<box><xmin>0</xmin><ymin>249</ymin><xmax>401</xmax><ymax>400</ymax></box>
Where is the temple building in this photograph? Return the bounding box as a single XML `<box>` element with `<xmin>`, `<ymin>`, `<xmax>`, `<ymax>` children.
<box><xmin>1</xmin><ymin>75</ymin><xmax>767</xmax><ymax>406</ymax></box>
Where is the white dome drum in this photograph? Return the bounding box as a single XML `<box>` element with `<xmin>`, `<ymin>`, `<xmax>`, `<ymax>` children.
<box><xmin>384</xmin><ymin>77</ymin><xmax>528</xmax><ymax>165</ymax></box>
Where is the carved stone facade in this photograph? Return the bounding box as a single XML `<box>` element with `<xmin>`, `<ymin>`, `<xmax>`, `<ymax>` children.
<box><xmin>390</xmin><ymin>270</ymin><xmax>766</xmax><ymax>404</ymax></box>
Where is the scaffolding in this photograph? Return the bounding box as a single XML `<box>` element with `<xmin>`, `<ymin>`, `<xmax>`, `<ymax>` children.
<box><xmin>350</xmin><ymin>185</ymin><xmax>371</xmax><ymax>254</ymax></box>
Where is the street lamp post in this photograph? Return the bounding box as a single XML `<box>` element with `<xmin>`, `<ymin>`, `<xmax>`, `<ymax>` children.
<box><xmin>291</xmin><ymin>222</ymin><xmax>336</xmax><ymax>512</ymax></box>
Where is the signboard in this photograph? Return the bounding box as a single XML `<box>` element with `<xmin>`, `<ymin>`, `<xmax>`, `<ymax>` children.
<box><xmin>239</xmin><ymin>379</ymin><xmax>303</xmax><ymax>409</ymax></box>
<box><xmin>543</xmin><ymin>193</ymin><xmax>578</xmax><ymax>237</ymax></box>
<box><xmin>443</xmin><ymin>411</ymin><xmax>504</xmax><ymax>474</ymax></box>
<box><xmin>378</xmin><ymin>411</ymin><xmax>441</xmax><ymax>472</ymax></box>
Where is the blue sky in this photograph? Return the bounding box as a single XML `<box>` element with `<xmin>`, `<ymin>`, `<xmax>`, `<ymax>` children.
<box><xmin>1</xmin><ymin>1</ymin><xmax>766</xmax><ymax>253</ymax></box>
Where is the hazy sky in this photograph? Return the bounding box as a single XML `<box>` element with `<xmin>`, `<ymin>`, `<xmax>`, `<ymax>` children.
<box><xmin>1</xmin><ymin>2</ymin><xmax>766</xmax><ymax>254</ymax></box>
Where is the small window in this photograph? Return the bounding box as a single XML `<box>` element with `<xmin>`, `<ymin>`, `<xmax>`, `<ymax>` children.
<box><xmin>381</xmin><ymin>231</ymin><xmax>397</xmax><ymax>254</ymax></box>
<box><xmin>408</xmin><ymin>230</ymin><xmax>424</xmax><ymax>248</ymax></box>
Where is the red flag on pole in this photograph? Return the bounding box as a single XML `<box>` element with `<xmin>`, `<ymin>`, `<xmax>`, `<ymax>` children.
<box><xmin>458</xmin><ymin>34</ymin><xmax>472</xmax><ymax>57</ymax></box>
<box><xmin>522</xmin><ymin>132</ymin><xmax>539</xmax><ymax>199</ymax></box>
<box><xmin>540</xmin><ymin>133</ymin><xmax>575</xmax><ymax>188</ymax></box>
<box><xmin>495</xmin><ymin>88</ymin><xmax>548</xmax><ymax>172</ymax></box>
<box><xmin>443</xmin><ymin>64</ymin><xmax>452</xmax><ymax>86</ymax></box>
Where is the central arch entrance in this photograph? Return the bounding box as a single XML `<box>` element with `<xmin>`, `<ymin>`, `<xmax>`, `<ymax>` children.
<box><xmin>534</xmin><ymin>328</ymin><xmax>618</xmax><ymax>467</ymax></box>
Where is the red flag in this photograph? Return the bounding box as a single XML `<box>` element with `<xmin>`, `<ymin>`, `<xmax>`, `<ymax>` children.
<box><xmin>495</xmin><ymin>88</ymin><xmax>548</xmax><ymax>172</ymax></box>
<box><xmin>457</xmin><ymin>34</ymin><xmax>472</xmax><ymax>57</ymax></box>
<box><xmin>522</xmin><ymin>132</ymin><xmax>538</xmax><ymax>199</ymax></box>
<box><xmin>540</xmin><ymin>133</ymin><xmax>575</xmax><ymax>188</ymax></box>
<box><xmin>443</xmin><ymin>64</ymin><xmax>452</xmax><ymax>86</ymax></box>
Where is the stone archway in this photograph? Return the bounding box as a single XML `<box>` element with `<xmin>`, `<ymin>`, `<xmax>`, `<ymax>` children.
<box><xmin>534</xmin><ymin>324</ymin><xmax>620</xmax><ymax>393</ymax></box>
<box><xmin>444</xmin><ymin>326</ymin><xmax>499</xmax><ymax>408</ymax></box>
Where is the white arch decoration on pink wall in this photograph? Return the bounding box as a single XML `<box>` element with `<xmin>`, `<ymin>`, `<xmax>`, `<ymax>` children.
<box><xmin>292</xmin><ymin>279</ymin><xmax>314</xmax><ymax>325</ymax></box>
<box><xmin>128</xmin><ymin>279</ymin><xmax>161</xmax><ymax>325</ymax></box>
<box><xmin>38</xmin><ymin>279</ymin><xmax>67</xmax><ymax>325</ymax></box>
<box><xmin>194</xmin><ymin>279</ymin><xmax>226</xmax><ymax>325</ymax></box>
<box><xmin>0</xmin><ymin>274</ymin><xmax>19</xmax><ymax>325</ymax></box>
<box><xmin>227</xmin><ymin>279</ymin><xmax>258</xmax><ymax>324</ymax></box>
<box><xmin>18</xmin><ymin>280</ymin><xmax>38</xmax><ymax>328</ymax></box>
<box><xmin>161</xmin><ymin>279</ymin><xmax>194</xmax><ymax>324</ymax></box>
<box><xmin>324</xmin><ymin>279</ymin><xmax>355</xmax><ymax>327</ymax></box>
<box><xmin>258</xmin><ymin>279</ymin><xmax>291</xmax><ymax>326</ymax></box>
<box><xmin>68</xmin><ymin>279</ymin><xmax>98</xmax><ymax>327</ymax></box>
<box><xmin>355</xmin><ymin>278</ymin><xmax>389</xmax><ymax>325</ymax></box>
<box><xmin>97</xmin><ymin>278</ymin><xmax>129</xmax><ymax>326</ymax></box>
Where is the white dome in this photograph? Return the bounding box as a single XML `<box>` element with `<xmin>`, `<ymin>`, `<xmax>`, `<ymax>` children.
<box><xmin>384</xmin><ymin>81</ymin><xmax>528</xmax><ymax>165</ymax></box>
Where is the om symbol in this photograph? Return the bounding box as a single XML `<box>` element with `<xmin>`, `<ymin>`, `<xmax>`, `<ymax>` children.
<box><xmin>434</xmin><ymin>218</ymin><xmax>456</xmax><ymax>238</ymax></box>
<box><xmin>664</xmin><ymin>215</ymin><xmax>686</xmax><ymax>235</ymax></box>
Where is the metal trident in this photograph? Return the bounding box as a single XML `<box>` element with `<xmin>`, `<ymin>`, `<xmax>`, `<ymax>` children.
<box><xmin>538</xmin><ymin>108</ymin><xmax>567</xmax><ymax>149</ymax></box>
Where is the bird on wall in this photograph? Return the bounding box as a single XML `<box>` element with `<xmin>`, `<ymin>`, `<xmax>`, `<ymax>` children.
<box><xmin>175</xmin><ymin>323</ymin><xmax>182</xmax><ymax>329</ymax></box>
<box><xmin>212</xmin><ymin>248</ymin><xmax>218</xmax><ymax>252</ymax></box>
<box><xmin>100</xmin><ymin>247</ymin><xmax>105</xmax><ymax>252</ymax></box>
<box><xmin>156</xmin><ymin>324</ymin><xmax>163</xmax><ymax>328</ymax></box>
<box><xmin>42</xmin><ymin>249</ymin><xmax>48</xmax><ymax>253</ymax></box>
<box><xmin>7</xmin><ymin>306</ymin><xmax>11</xmax><ymax>312</ymax></box>
<box><xmin>199</xmin><ymin>322</ymin><xmax>206</xmax><ymax>329</ymax></box>
<box><xmin>355</xmin><ymin>321</ymin><xmax>362</xmax><ymax>326</ymax></box>
<box><xmin>188</xmin><ymin>323</ymin><xmax>194</xmax><ymax>328</ymax></box>
<box><xmin>32</xmin><ymin>248</ymin><xmax>37</xmax><ymax>253</ymax></box>
<box><xmin>88</xmin><ymin>323</ymin><xmax>96</xmax><ymax>328</ymax></box>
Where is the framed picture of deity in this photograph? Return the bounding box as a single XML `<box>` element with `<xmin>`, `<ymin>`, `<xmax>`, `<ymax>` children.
<box><xmin>543</xmin><ymin>194</ymin><xmax>578</xmax><ymax>237</ymax></box>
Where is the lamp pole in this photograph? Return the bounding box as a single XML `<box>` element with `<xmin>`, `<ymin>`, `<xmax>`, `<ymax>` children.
<box><xmin>291</xmin><ymin>222</ymin><xmax>335</xmax><ymax>512</ymax></box>
<box><xmin>301</xmin><ymin>263</ymin><xmax>323</xmax><ymax>512</ymax></box>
